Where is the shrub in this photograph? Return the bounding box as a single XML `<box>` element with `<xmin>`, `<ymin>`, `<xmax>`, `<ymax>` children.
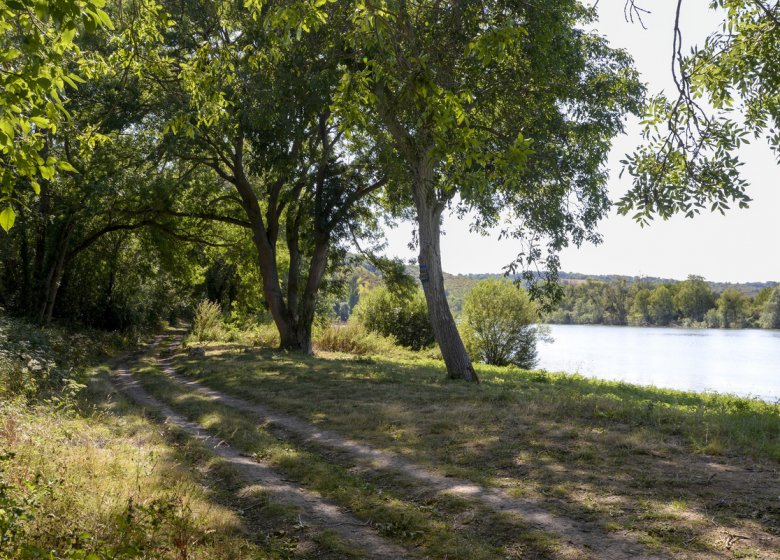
<box><xmin>192</xmin><ymin>300</ymin><xmax>225</xmax><ymax>342</ymax></box>
<box><xmin>353</xmin><ymin>286</ymin><xmax>435</xmax><ymax>350</ymax></box>
<box><xmin>759</xmin><ymin>286</ymin><xmax>780</xmax><ymax>329</ymax></box>
<box><xmin>314</xmin><ymin>321</ymin><xmax>401</xmax><ymax>356</ymax></box>
<box><xmin>461</xmin><ymin>279</ymin><xmax>540</xmax><ymax>369</ymax></box>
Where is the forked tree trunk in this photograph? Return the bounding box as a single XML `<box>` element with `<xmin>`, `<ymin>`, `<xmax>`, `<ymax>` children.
<box><xmin>233</xmin><ymin>168</ymin><xmax>300</xmax><ymax>351</ymax></box>
<box><xmin>251</xmin><ymin>225</ymin><xmax>300</xmax><ymax>350</ymax></box>
<box><xmin>413</xmin><ymin>161</ymin><xmax>479</xmax><ymax>383</ymax></box>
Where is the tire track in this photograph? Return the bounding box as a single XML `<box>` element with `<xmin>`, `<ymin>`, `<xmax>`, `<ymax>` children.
<box><xmin>159</xmin><ymin>336</ymin><xmax>673</xmax><ymax>560</ymax></box>
<box><xmin>111</xmin><ymin>344</ymin><xmax>418</xmax><ymax>560</ymax></box>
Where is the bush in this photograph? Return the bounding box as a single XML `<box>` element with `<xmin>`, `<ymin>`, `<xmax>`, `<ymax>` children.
<box><xmin>192</xmin><ymin>300</ymin><xmax>226</xmax><ymax>342</ymax></box>
<box><xmin>461</xmin><ymin>279</ymin><xmax>540</xmax><ymax>369</ymax></box>
<box><xmin>759</xmin><ymin>286</ymin><xmax>780</xmax><ymax>329</ymax></box>
<box><xmin>0</xmin><ymin>310</ymin><xmax>123</xmax><ymax>402</ymax></box>
<box><xmin>314</xmin><ymin>321</ymin><xmax>400</xmax><ymax>356</ymax></box>
<box><xmin>353</xmin><ymin>286</ymin><xmax>435</xmax><ymax>350</ymax></box>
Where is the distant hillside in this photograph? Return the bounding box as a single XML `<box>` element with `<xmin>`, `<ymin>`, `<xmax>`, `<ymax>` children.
<box><xmin>337</xmin><ymin>260</ymin><xmax>777</xmax><ymax>319</ymax></box>
<box><xmin>402</xmin><ymin>266</ymin><xmax>777</xmax><ymax>315</ymax></box>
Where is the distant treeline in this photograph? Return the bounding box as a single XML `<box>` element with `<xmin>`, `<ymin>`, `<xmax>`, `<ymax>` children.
<box><xmin>545</xmin><ymin>276</ymin><xmax>780</xmax><ymax>329</ymax></box>
<box><xmin>335</xmin><ymin>266</ymin><xmax>780</xmax><ymax>330</ymax></box>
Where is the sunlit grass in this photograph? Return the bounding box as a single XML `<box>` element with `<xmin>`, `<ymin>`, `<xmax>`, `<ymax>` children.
<box><xmin>174</xmin><ymin>336</ymin><xmax>780</xmax><ymax>557</ymax></box>
<box><xmin>134</xmin><ymin>360</ymin><xmax>562</xmax><ymax>560</ymax></box>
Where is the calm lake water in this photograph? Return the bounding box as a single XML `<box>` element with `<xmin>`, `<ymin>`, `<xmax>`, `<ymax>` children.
<box><xmin>536</xmin><ymin>324</ymin><xmax>780</xmax><ymax>402</ymax></box>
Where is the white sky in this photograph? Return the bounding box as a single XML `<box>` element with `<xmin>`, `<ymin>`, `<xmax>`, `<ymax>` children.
<box><xmin>381</xmin><ymin>2</ymin><xmax>779</xmax><ymax>283</ymax></box>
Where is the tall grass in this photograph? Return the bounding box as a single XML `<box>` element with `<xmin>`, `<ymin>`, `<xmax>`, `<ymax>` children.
<box><xmin>192</xmin><ymin>300</ymin><xmax>225</xmax><ymax>342</ymax></box>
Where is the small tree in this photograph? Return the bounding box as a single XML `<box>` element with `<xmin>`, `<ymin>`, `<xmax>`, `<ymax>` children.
<box><xmin>648</xmin><ymin>286</ymin><xmax>675</xmax><ymax>326</ymax></box>
<box><xmin>674</xmin><ymin>276</ymin><xmax>716</xmax><ymax>323</ymax></box>
<box><xmin>759</xmin><ymin>287</ymin><xmax>780</xmax><ymax>330</ymax></box>
<box><xmin>716</xmin><ymin>289</ymin><xmax>749</xmax><ymax>329</ymax></box>
<box><xmin>192</xmin><ymin>300</ymin><xmax>225</xmax><ymax>342</ymax></box>
<box><xmin>628</xmin><ymin>288</ymin><xmax>651</xmax><ymax>326</ymax></box>
<box><xmin>461</xmin><ymin>279</ymin><xmax>540</xmax><ymax>369</ymax></box>
<box><xmin>354</xmin><ymin>286</ymin><xmax>435</xmax><ymax>350</ymax></box>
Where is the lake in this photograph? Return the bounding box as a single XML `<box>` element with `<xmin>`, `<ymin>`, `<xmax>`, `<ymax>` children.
<box><xmin>536</xmin><ymin>324</ymin><xmax>780</xmax><ymax>402</ymax></box>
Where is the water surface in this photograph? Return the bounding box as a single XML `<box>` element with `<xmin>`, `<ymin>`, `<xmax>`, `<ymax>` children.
<box><xmin>536</xmin><ymin>324</ymin><xmax>780</xmax><ymax>402</ymax></box>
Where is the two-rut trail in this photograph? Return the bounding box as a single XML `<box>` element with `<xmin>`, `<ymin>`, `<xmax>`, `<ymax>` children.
<box><xmin>115</xmin><ymin>331</ymin><xmax>667</xmax><ymax>560</ymax></box>
<box><xmin>111</xmin><ymin>336</ymin><xmax>417</xmax><ymax>560</ymax></box>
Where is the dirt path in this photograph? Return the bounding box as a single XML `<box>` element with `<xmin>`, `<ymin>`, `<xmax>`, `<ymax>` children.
<box><xmin>111</xmin><ymin>345</ymin><xmax>418</xmax><ymax>560</ymax></box>
<box><xmin>156</xmin><ymin>335</ymin><xmax>672</xmax><ymax>560</ymax></box>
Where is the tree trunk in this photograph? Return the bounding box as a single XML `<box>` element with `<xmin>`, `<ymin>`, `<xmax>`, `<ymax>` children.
<box><xmin>295</xmin><ymin>237</ymin><xmax>330</xmax><ymax>354</ymax></box>
<box><xmin>413</xmin><ymin>161</ymin><xmax>479</xmax><ymax>383</ymax></box>
<box><xmin>232</xmin><ymin>151</ymin><xmax>300</xmax><ymax>351</ymax></box>
<box><xmin>39</xmin><ymin>220</ymin><xmax>74</xmax><ymax>324</ymax></box>
<box><xmin>250</xmin><ymin>225</ymin><xmax>299</xmax><ymax>350</ymax></box>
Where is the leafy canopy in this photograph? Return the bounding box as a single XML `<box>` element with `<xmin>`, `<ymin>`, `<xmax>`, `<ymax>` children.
<box><xmin>0</xmin><ymin>0</ymin><xmax>116</xmax><ymax>231</ymax></box>
<box><xmin>620</xmin><ymin>0</ymin><xmax>780</xmax><ymax>223</ymax></box>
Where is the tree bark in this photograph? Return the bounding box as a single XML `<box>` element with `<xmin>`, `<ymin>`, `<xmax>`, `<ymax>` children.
<box><xmin>39</xmin><ymin>220</ymin><xmax>75</xmax><ymax>324</ymax></box>
<box><xmin>230</xmin><ymin>137</ymin><xmax>300</xmax><ymax>351</ymax></box>
<box><xmin>295</xmin><ymin>237</ymin><xmax>330</xmax><ymax>353</ymax></box>
<box><xmin>412</xmin><ymin>160</ymin><xmax>479</xmax><ymax>383</ymax></box>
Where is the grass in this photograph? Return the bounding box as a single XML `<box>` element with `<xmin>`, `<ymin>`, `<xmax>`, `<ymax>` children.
<box><xmin>4</xmin><ymin>310</ymin><xmax>780</xmax><ymax>559</ymax></box>
<box><xmin>171</xmin><ymin>336</ymin><xmax>780</xmax><ymax>559</ymax></box>
<box><xmin>133</xmin><ymin>356</ymin><xmax>562</xmax><ymax>559</ymax></box>
<box><xmin>0</xmin><ymin>314</ymin><xmax>376</xmax><ymax>559</ymax></box>
<box><xmin>1</xmin><ymin>378</ymin><xmax>341</xmax><ymax>559</ymax></box>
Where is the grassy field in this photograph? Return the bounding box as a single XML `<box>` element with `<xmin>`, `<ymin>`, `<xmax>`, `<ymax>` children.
<box><xmin>158</xmin><ymin>336</ymin><xmax>780</xmax><ymax>559</ymax></box>
<box><xmin>3</xmin><ymin>313</ymin><xmax>780</xmax><ymax>559</ymax></box>
<box><xmin>0</xmin><ymin>318</ymin><xmax>373</xmax><ymax>559</ymax></box>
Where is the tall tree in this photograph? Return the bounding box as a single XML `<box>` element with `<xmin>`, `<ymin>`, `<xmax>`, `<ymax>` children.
<box><xmin>152</xmin><ymin>0</ymin><xmax>393</xmax><ymax>352</ymax></box>
<box><xmin>673</xmin><ymin>275</ymin><xmax>716</xmax><ymax>322</ymax></box>
<box><xmin>759</xmin><ymin>286</ymin><xmax>780</xmax><ymax>329</ymax></box>
<box><xmin>336</xmin><ymin>1</ymin><xmax>643</xmax><ymax>380</ymax></box>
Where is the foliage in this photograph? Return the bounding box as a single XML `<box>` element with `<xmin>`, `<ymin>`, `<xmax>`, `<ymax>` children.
<box><xmin>192</xmin><ymin>300</ymin><xmax>225</xmax><ymax>342</ymax></box>
<box><xmin>0</xmin><ymin>0</ymin><xmax>114</xmax><ymax>229</ymax></box>
<box><xmin>0</xmin><ymin>309</ymin><xmax>125</xmax><ymax>401</ymax></box>
<box><xmin>715</xmin><ymin>288</ymin><xmax>750</xmax><ymax>328</ymax></box>
<box><xmin>313</xmin><ymin>320</ymin><xmax>401</xmax><ymax>357</ymax></box>
<box><xmin>460</xmin><ymin>279</ymin><xmax>540</xmax><ymax>369</ymax></box>
<box><xmin>673</xmin><ymin>276</ymin><xmax>717</xmax><ymax>323</ymax></box>
<box><xmin>647</xmin><ymin>285</ymin><xmax>675</xmax><ymax>326</ymax></box>
<box><xmin>759</xmin><ymin>286</ymin><xmax>780</xmax><ymax>329</ymax></box>
<box><xmin>337</xmin><ymin>1</ymin><xmax>644</xmax><ymax>294</ymax></box>
<box><xmin>546</xmin><ymin>274</ymin><xmax>776</xmax><ymax>329</ymax></box>
<box><xmin>619</xmin><ymin>0</ymin><xmax>780</xmax><ymax>224</ymax></box>
<box><xmin>353</xmin><ymin>286</ymin><xmax>435</xmax><ymax>350</ymax></box>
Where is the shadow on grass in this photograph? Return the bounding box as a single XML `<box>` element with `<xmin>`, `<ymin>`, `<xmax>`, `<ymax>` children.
<box><xmin>168</xmin><ymin>343</ymin><xmax>780</xmax><ymax>558</ymax></box>
<box><xmin>79</xmin><ymin>368</ymin><xmax>366</xmax><ymax>560</ymax></box>
<box><xmin>132</xmin><ymin>361</ymin><xmax>571</xmax><ymax>560</ymax></box>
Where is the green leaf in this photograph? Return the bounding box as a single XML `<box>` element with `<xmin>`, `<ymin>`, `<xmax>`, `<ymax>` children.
<box><xmin>61</xmin><ymin>26</ymin><xmax>77</xmax><ymax>44</ymax></box>
<box><xmin>57</xmin><ymin>161</ymin><xmax>77</xmax><ymax>172</ymax></box>
<box><xmin>30</xmin><ymin>116</ymin><xmax>51</xmax><ymax>128</ymax></box>
<box><xmin>39</xmin><ymin>165</ymin><xmax>55</xmax><ymax>180</ymax></box>
<box><xmin>95</xmin><ymin>8</ymin><xmax>114</xmax><ymax>29</ymax></box>
<box><xmin>0</xmin><ymin>207</ymin><xmax>15</xmax><ymax>232</ymax></box>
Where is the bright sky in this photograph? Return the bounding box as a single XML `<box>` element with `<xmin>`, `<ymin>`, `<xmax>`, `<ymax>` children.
<box><xmin>381</xmin><ymin>2</ymin><xmax>780</xmax><ymax>283</ymax></box>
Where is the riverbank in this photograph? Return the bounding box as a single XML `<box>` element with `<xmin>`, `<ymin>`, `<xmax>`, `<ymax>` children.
<box><xmin>154</xmin><ymin>334</ymin><xmax>780</xmax><ymax>558</ymax></box>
